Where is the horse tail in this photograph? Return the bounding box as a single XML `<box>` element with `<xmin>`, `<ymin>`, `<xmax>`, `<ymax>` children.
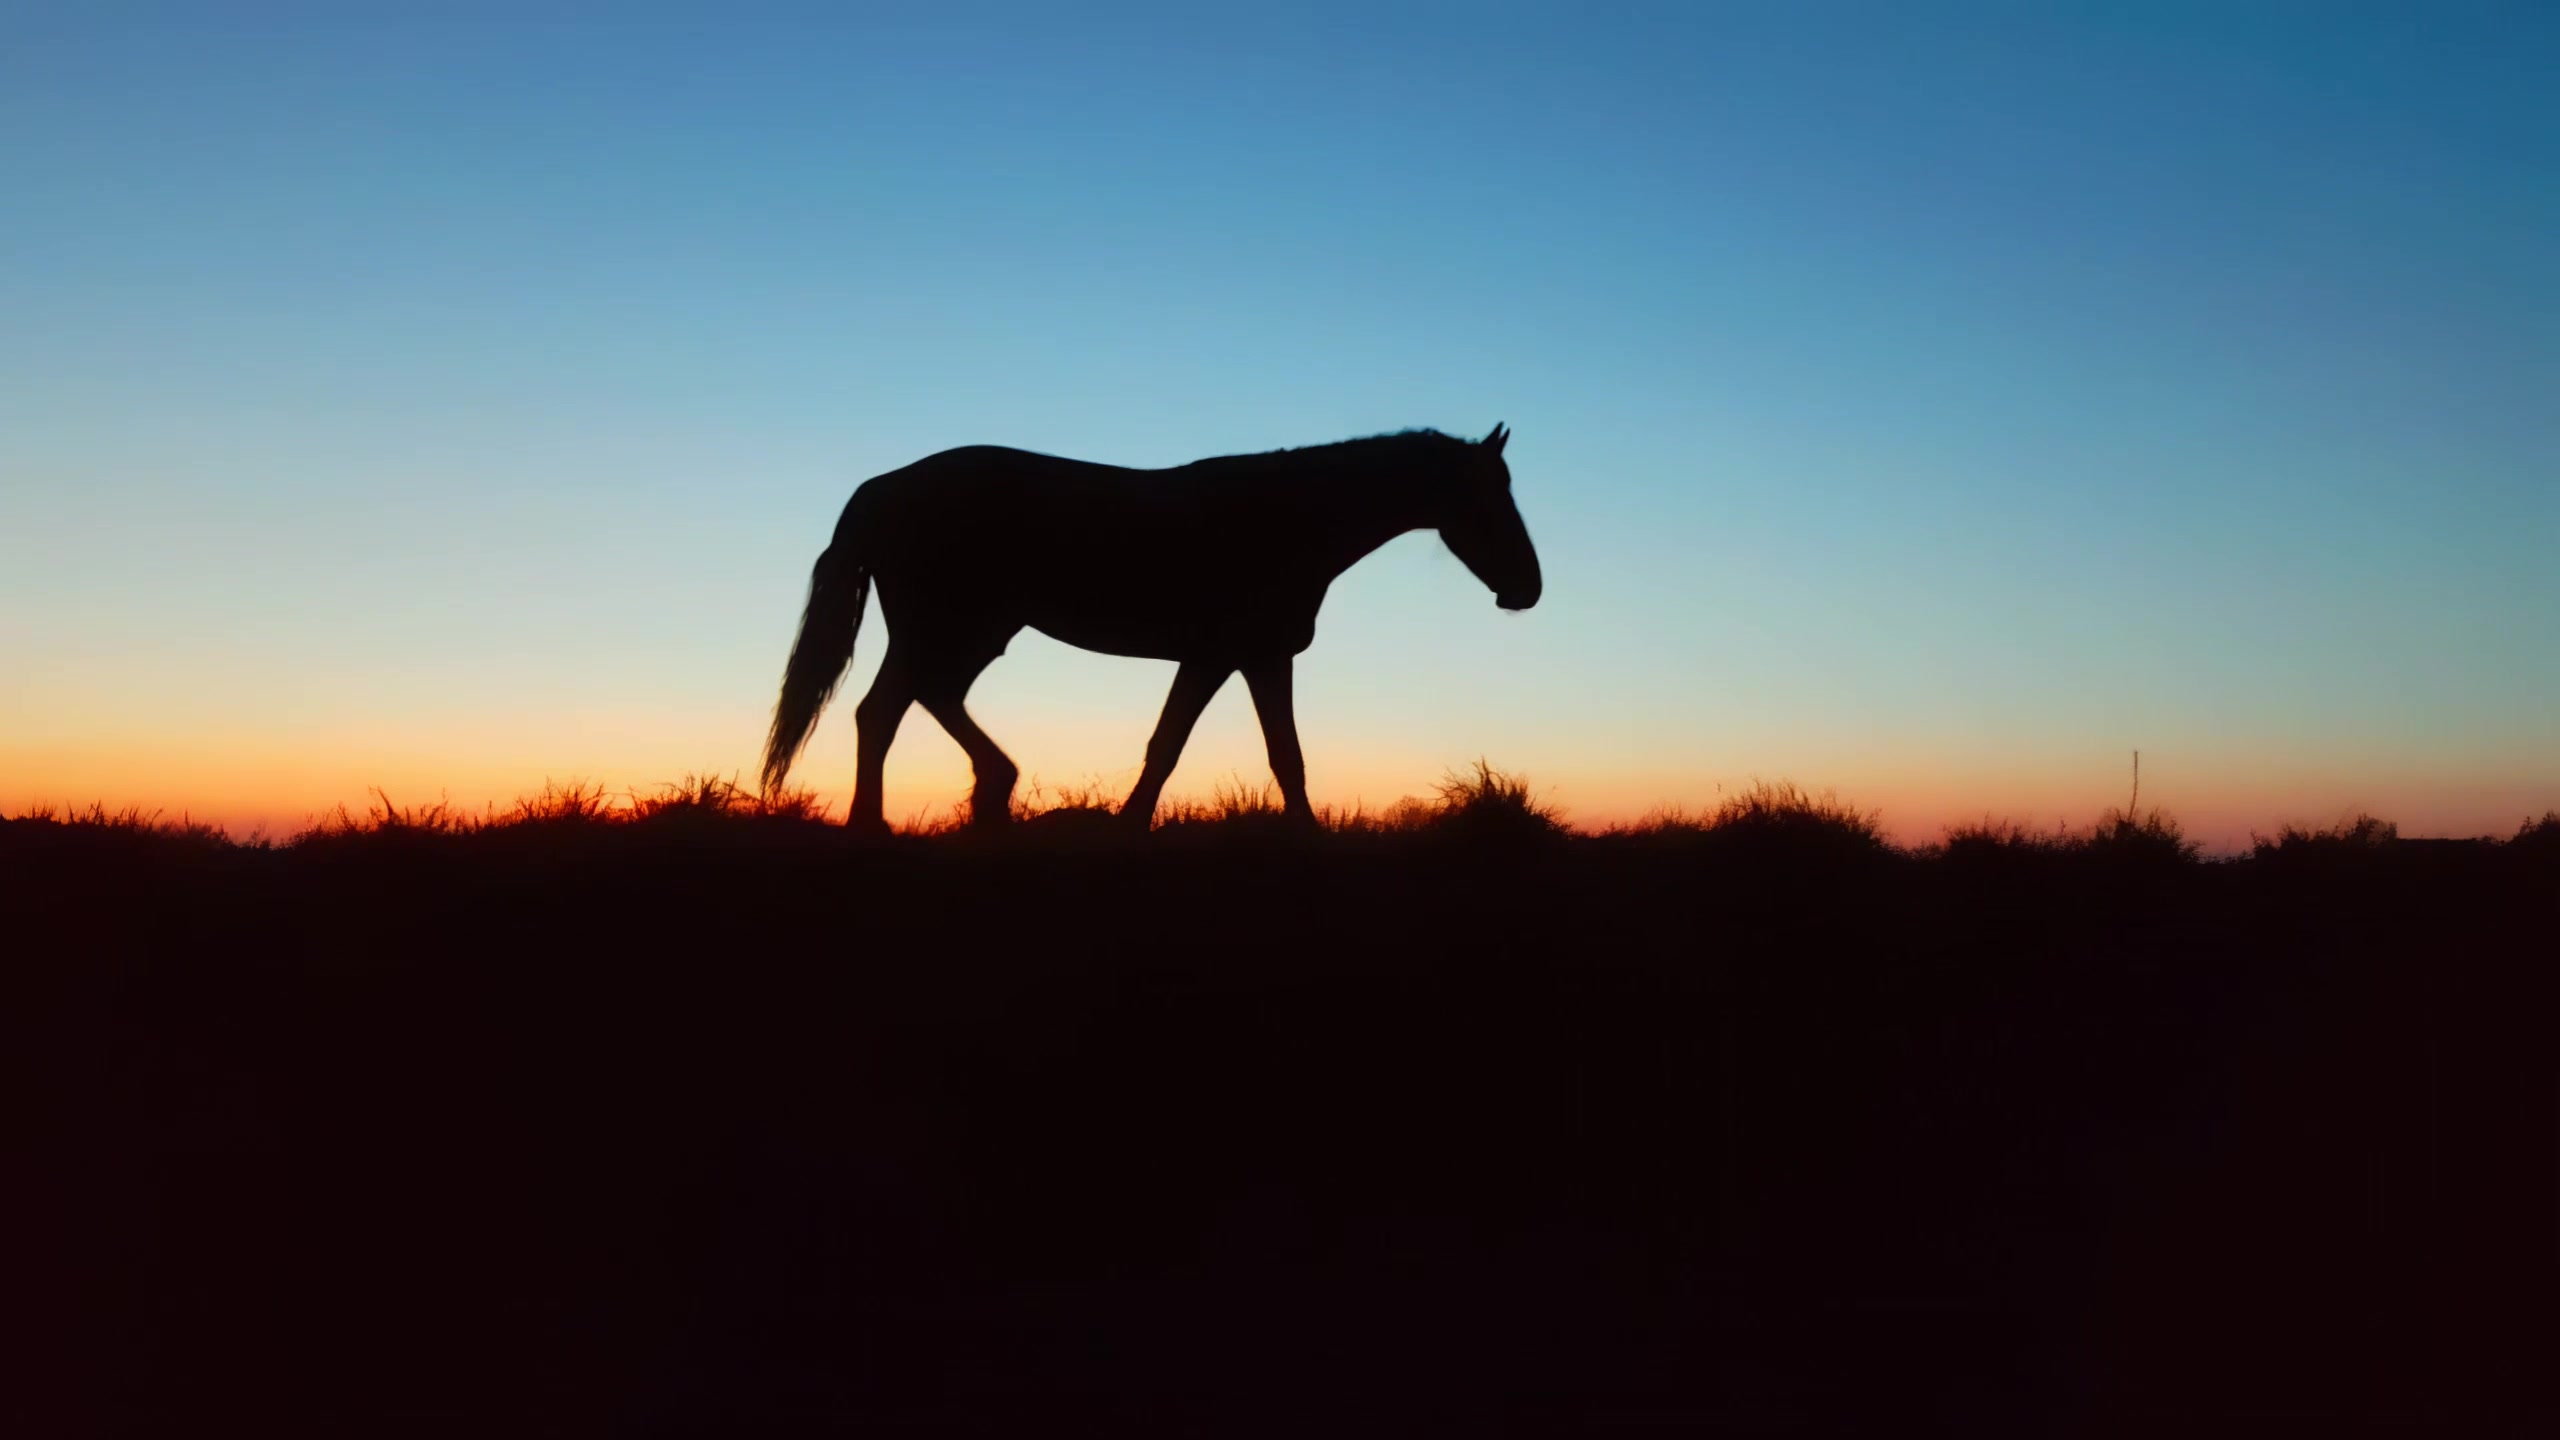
<box><xmin>762</xmin><ymin>531</ymin><xmax>871</xmax><ymax>795</ymax></box>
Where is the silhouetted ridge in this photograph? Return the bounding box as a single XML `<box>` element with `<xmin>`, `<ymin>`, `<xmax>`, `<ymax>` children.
<box><xmin>13</xmin><ymin>780</ymin><xmax>2549</xmax><ymax>1427</ymax></box>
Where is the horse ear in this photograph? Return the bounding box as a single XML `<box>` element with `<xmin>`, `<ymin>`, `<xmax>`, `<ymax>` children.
<box><xmin>1482</xmin><ymin>422</ymin><xmax>1509</xmax><ymax>455</ymax></box>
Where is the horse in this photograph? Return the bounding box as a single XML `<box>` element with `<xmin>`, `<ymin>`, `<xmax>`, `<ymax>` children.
<box><xmin>762</xmin><ymin>423</ymin><xmax>1541</xmax><ymax>830</ymax></box>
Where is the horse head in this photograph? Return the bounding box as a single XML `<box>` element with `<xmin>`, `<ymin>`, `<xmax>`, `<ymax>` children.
<box><xmin>1436</xmin><ymin>423</ymin><xmax>1542</xmax><ymax>611</ymax></box>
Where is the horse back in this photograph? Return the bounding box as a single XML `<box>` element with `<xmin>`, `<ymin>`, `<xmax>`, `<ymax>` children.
<box><xmin>853</xmin><ymin>447</ymin><xmax>1325</xmax><ymax>659</ymax></box>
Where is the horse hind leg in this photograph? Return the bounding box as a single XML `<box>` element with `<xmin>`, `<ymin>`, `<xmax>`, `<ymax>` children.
<box><xmin>914</xmin><ymin>646</ymin><xmax>1019</xmax><ymax>827</ymax></box>
<box><xmin>920</xmin><ymin>695</ymin><xmax>1018</xmax><ymax>826</ymax></box>
<box><xmin>849</xmin><ymin>644</ymin><xmax>914</xmax><ymax>833</ymax></box>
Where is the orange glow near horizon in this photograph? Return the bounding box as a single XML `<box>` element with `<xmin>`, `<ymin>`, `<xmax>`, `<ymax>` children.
<box><xmin>10</xmin><ymin>730</ymin><xmax>2553</xmax><ymax>854</ymax></box>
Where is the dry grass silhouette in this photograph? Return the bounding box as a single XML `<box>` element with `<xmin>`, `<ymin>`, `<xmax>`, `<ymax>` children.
<box><xmin>2513</xmin><ymin>810</ymin><xmax>2560</xmax><ymax>856</ymax></box>
<box><xmin>6</xmin><ymin>800</ymin><xmax>238</xmax><ymax>849</ymax></box>
<box><xmin>13</xmin><ymin>764</ymin><xmax>2555</xmax><ymax>874</ymax></box>
<box><xmin>2251</xmin><ymin>811</ymin><xmax>2399</xmax><ymax>860</ymax></box>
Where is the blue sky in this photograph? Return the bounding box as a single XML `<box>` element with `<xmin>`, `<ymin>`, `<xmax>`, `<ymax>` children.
<box><xmin>4</xmin><ymin>2</ymin><xmax>2554</xmax><ymax>842</ymax></box>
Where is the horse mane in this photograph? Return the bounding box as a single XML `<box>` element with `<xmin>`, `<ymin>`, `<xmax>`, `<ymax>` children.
<box><xmin>1188</xmin><ymin>428</ymin><xmax>1471</xmax><ymax>477</ymax></box>
<box><xmin>1264</xmin><ymin>428</ymin><xmax>1465</xmax><ymax>457</ymax></box>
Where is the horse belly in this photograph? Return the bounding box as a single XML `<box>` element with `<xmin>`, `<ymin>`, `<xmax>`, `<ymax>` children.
<box><xmin>1024</xmin><ymin>590</ymin><xmax>1211</xmax><ymax>662</ymax></box>
<box><xmin>1026</xmin><ymin>575</ymin><xmax>1317</xmax><ymax>662</ymax></box>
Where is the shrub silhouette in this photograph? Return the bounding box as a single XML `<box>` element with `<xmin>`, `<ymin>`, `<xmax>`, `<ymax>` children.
<box><xmin>1608</xmin><ymin>780</ymin><xmax>1887</xmax><ymax>864</ymax></box>
<box><xmin>2251</xmin><ymin>812</ymin><xmax>2398</xmax><ymax>862</ymax></box>
<box><xmin>630</xmin><ymin>773</ymin><xmax>831</xmax><ymax>827</ymax></box>
<box><xmin>1713</xmin><ymin>781</ymin><xmax>1884</xmax><ymax>845</ymax></box>
<box><xmin>1422</xmin><ymin>759</ymin><xmax>1566</xmax><ymax>840</ymax></box>
<box><xmin>1155</xmin><ymin>776</ymin><xmax>1295</xmax><ymax>830</ymax></box>
<box><xmin>1926</xmin><ymin>810</ymin><xmax>2201</xmax><ymax>877</ymax></box>
<box><xmin>1010</xmin><ymin>776</ymin><xmax>1126</xmax><ymax>825</ymax></box>
<box><xmin>1937</xmin><ymin>817</ymin><xmax>2077</xmax><ymax>861</ymax></box>
<box><xmin>0</xmin><ymin>801</ymin><xmax>238</xmax><ymax>852</ymax></box>
<box><xmin>300</xmin><ymin>789</ymin><xmax>473</xmax><ymax>849</ymax></box>
<box><xmin>2084</xmin><ymin>806</ymin><xmax>2199</xmax><ymax>865</ymax></box>
<box><xmin>488</xmin><ymin>779</ymin><xmax>619</xmax><ymax>831</ymax></box>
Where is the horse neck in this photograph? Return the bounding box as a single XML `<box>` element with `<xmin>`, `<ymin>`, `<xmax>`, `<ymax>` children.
<box><xmin>1298</xmin><ymin>451</ymin><xmax>1444</xmax><ymax>579</ymax></box>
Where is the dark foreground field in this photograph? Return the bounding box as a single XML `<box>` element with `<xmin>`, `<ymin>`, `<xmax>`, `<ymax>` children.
<box><xmin>13</xmin><ymin>799</ymin><xmax>2556</xmax><ymax>1430</ymax></box>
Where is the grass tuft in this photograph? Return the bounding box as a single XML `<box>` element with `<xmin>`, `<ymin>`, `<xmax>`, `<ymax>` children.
<box><xmin>2085</xmin><ymin>806</ymin><xmax>2199</xmax><ymax>865</ymax></box>
<box><xmin>300</xmin><ymin>789</ymin><xmax>472</xmax><ymax>846</ymax></box>
<box><xmin>1</xmin><ymin>801</ymin><xmax>236</xmax><ymax>848</ymax></box>
<box><xmin>1153</xmin><ymin>776</ymin><xmax>1301</xmax><ymax>838</ymax></box>
<box><xmin>2251</xmin><ymin>812</ymin><xmax>2398</xmax><ymax>862</ymax></box>
<box><xmin>1012</xmin><ymin>776</ymin><xmax>1127</xmax><ymax>823</ymax></box>
<box><xmin>2512</xmin><ymin>811</ymin><xmax>2560</xmax><ymax>856</ymax></box>
<box><xmin>1935</xmin><ymin>816</ymin><xmax>2080</xmax><ymax>863</ymax></box>
<box><xmin>1423</xmin><ymin>759</ymin><xmax>1566</xmax><ymax>839</ymax></box>
<box><xmin>491</xmin><ymin>779</ymin><xmax>619</xmax><ymax>830</ymax></box>
<box><xmin>1610</xmin><ymin>780</ymin><xmax>1891</xmax><ymax>863</ymax></box>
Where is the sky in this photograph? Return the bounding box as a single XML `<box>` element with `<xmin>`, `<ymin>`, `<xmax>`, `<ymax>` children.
<box><xmin>4</xmin><ymin>1</ymin><xmax>2554</xmax><ymax>849</ymax></box>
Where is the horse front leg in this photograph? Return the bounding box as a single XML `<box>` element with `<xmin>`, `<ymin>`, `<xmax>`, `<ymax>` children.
<box><xmin>1121</xmin><ymin>660</ymin><xmax>1229</xmax><ymax>828</ymax></box>
<box><xmin>1241</xmin><ymin>657</ymin><xmax>1314</xmax><ymax>824</ymax></box>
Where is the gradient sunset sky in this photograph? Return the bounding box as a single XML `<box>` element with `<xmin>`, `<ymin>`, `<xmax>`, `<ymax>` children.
<box><xmin>5</xmin><ymin>2</ymin><xmax>2554</xmax><ymax>849</ymax></box>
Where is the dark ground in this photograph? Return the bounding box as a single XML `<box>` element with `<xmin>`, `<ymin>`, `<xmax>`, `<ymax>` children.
<box><xmin>13</xmin><ymin>818</ymin><xmax>2555</xmax><ymax>1430</ymax></box>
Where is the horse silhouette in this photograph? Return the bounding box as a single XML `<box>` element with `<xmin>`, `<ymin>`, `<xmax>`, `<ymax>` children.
<box><xmin>762</xmin><ymin>424</ymin><xmax>1541</xmax><ymax>830</ymax></box>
